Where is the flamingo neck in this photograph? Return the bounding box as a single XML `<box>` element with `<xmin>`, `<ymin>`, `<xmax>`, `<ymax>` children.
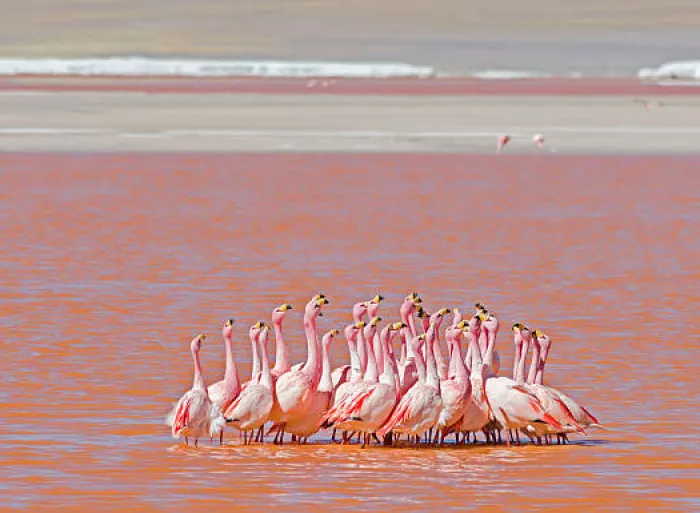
<box><xmin>259</xmin><ymin>332</ymin><xmax>272</xmax><ymax>389</ymax></box>
<box><xmin>348</xmin><ymin>338</ymin><xmax>362</xmax><ymax>382</ymax></box>
<box><xmin>374</xmin><ymin>330</ymin><xmax>385</xmax><ymax>377</ymax></box>
<box><xmin>535</xmin><ymin>345</ymin><xmax>549</xmax><ymax>385</ymax></box>
<box><xmin>380</xmin><ymin>331</ymin><xmax>398</xmax><ymax>389</ymax></box>
<box><xmin>192</xmin><ymin>346</ymin><xmax>206</xmax><ymax>391</ymax></box>
<box><xmin>318</xmin><ymin>340</ymin><xmax>333</xmax><ymax>392</ymax></box>
<box><xmin>512</xmin><ymin>341</ymin><xmax>522</xmax><ymax>381</ymax></box>
<box><xmin>356</xmin><ymin>326</ymin><xmax>368</xmax><ymax>376</ymax></box>
<box><xmin>250</xmin><ymin>331</ymin><xmax>260</xmax><ymax>380</ymax></box>
<box><xmin>478</xmin><ymin>327</ymin><xmax>488</xmax><ymax>357</ymax></box>
<box><xmin>362</xmin><ymin>328</ymin><xmax>378</xmax><ymax>383</ymax></box>
<box><xmin>433</xmin><ymin>325</ymin><xmax>447</xmax><ymax>380</ymax></box>
<box><xmin>302</xmin><ymin>314</ymin><xmax>321</xmax><ymax>385</ymax></box>
<box><xmin>273</xmin><ymin>319</ymin><xmax>290</xmax><ymax>374</ymax></box>
<box><xmin>446</xmin><ymin>331</ymin><xmax>457</xmax><ymax>379</ymax></box>
<box><xmin>399</xmin><ymin>331</ymin><xmax>407</xmax><ymax>366</ymax></box>
<box><xmin>516</xmin><ymin>340</ymin><xmax>529</xmax><ymax>384</ymax></box>
<box><xmin>425</xmin><ymin>326</ymin><xmax>440</xmax><ymax>390</ymax></box>
<box><xmin>483</xmin><ymin>326</ymin><xmax>498</xmax><ymax>377</ymax></box>
<box><xmin>413</xmin><ymin>343</ymin><xmax>426</xmax><ymax>384</ymax></box>
<box><xmin>527</xmin><ymin>341</ymin><xmax>540</xmax><ymax>385</ymax></box>
<box><xmin>452</xmin><ymin>335</ymin><xmax>468</xmax><ymax>382</ymax></box>
<box><xmin>223</xmin><ymin>332</ymin><xmax>240</xmax><ymax>390</ymax></box>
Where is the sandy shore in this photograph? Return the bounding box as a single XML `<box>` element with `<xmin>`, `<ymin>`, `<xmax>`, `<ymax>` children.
<box><xmin>0</xmin><ymin>91</ymin><xmax>698</xmax><ymax>154</ymax></box>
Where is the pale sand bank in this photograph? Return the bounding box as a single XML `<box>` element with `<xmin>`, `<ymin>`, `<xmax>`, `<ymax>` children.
<box><xmin>0</xmin><ymin>92</ymin><xmax>698</xmax><ymax>154</ymax></box>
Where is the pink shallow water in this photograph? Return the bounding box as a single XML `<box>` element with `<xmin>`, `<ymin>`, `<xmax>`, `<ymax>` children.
<box><xmin>0</xmin><ymin>153</ymin><xmax>699</xmax><ymax>510</ymax></box>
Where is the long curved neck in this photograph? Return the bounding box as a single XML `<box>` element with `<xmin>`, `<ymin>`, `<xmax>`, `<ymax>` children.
<box><xmin>413</xmin><ymin>343</ymin><xmax>426</xmax><ymax>383</ymax></box>
<box><xmin>192</xmin><ymin>347</ymin><xmax>206</xmax><ymax>391</ymax></box>
<box><xmin>399</xmin><ymin>331</ymin><xmax>407</xmax><ymax>366</ymax></box>
<box><xmin>468</xmin><ymin>332</ymin><xmax>483</xmax><ymax>374</ymax></box>
<box><xmin>223</xmin><ymin>333</ymin><xmax>240</xmax><ymax>389</ymax></box>
<box><xmin>433</xmin><ymin>324</ymin><xmax>447</xmax><ymax>380</ymax></box>
<box><xmin>302</xmin><ymin>312</ymin><xmax>320</xmax><ymax>379</ymax></box>
<box><xmin>446</xmin><ymin>331</ymin><xmax>457</xmax><ymax>379</ymax></box>
<box><xmin>452</xmin><ymin>335</ymin><xmax>468</xmax><ymax>382</ymax></box>
<box><xmin>381</xmin><ymin>332</ymin><xmax>397</xmax><ymax>388</ymax></box>
<box><xmin>535</xmin><ymin>344</ymin><xmax>548</xmax><ymax>385</ymax></box>
<box><xmin>483</xmin><ymin>325</ymin><xmax>498</xmax><ymax>377</ymax></box>
<box><xmin>512</xmin><ymin>341</ymin><xmax>521</xmax><ymax>381</ymax></box>
<box><xmin>259</xmin><ymin>332</ymin><xmax>272</xmax><ymax>389</ymax></box>
<box><xmin>478</xmin><ymin>327</ymin><xmax>488</xmax><ymax>357</ymax></box>
<box><xmin>273</xmin><ymin>318</ymin><xmax>290</xmax><ymax>374</ymax></box>
<box><xmin>356</xmin><ymin>327</ymin><xmax>367</xmax><ymax>376</ymax></box>
<box><xmin>425</xmin><ymin>327</ymin><xmax>440</xmax><ymax>390</ymax></box>
<box><xmin>374</xmin><ymin>330</ymin><xmax>384</xmax><ymax>377</ymax></box>
<box><xmin>348</xmin><ymin>338</ymin><xmax>362</xmax><ymax>382</ymax></box>
<box><xmin>318</xmin><ymin>340</ymin><xmax>333</xmax><ymax>392</ymax></box>
<box><xmin>516</xmin><ymin>341</ymin><xmax>529</xmax><ymax>384</ymax></box>
<box><xmin>362</xmin><ymin>328</ymin><xmax>378</xmax><ymax>383</ymax></box>
<box><xmin>250</xmin><ymin>332</ymin><xmax>260</xmax><ymax>379</ymax></box>
<box><xmin>401</xmin><ymin>306</ymin><xmax>417</xmax><ymax>338</ymax></box>
<box><xmin>527</xmin><ymin>341</ymin><xmax>540</xmax><ymax>384</ymax></box>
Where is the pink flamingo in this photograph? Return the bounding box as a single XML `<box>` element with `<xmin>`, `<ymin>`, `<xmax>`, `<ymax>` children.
<box><xmin>207</xmin><ymin>319</ymin><xmax>241</xmax><ymax>444</ymax></box>
<box><xmin>515</xmin><ymin>325</ymin><xmax>583</xmax><ymax>445</ymax></box>
<box><xmin>458</xmin><ymin>316</ymin><xmax>492</xmax><ymax>443</ymax></box>
<box><xmin>429</xmin><ymin>308</ymin><xmax>451</xmax><ymax>380</ymax></box>
<box><xmin>166</xmin><ymin>334</ymin><xmax>226</xmax><ymax>447</ymax></box>
<box><xmin>282</xmin><ymin>329</ymin><xmax>340</xmax><ymax>443</ymax></box>
<box><xmin>264</xmin><ymin>304</ymin><xmax>294</xmax><ymax>440</ymax></box>
<box><xmin>400</xmin><ymin>292</ymin><xmax>422</xmax><ymax>337</ymax></box>
<box><xmin>273</xmin><ymin>294</ymin><xmax>329</xmax><ymax>444</ymax></box>
<box><xmin>377</xmin><ymin>321</ymin><xmax>443</xmax><ymax>445</ymax></box>
<box><xmin>329</xmin><ymin>322</ymin><xmax>403</xmax><ymax>447</ymax></box>
<box><xmin>435</xmin><ymin>320</ymin><xmax>471</xmax><ymax>444</ymax></box>
<box><xmin>496</xmin><ymin>134</ymin><xmax>510</xmax><ymax>154</ymax></box>
<box><xmin>271</xmin><ymin>304</ymin><xmax>293</xmax><ymax>379</ymax></box>
<box><xmin>224</xmin><ymin>325</ymin><xmax>274</xmax><ymax>445</ymax></box>
<box><xmin>481</xmin><ymin>312</ymin><xmax>563</xmax><ymax>447</ymax></box>
<box><xmin>533</xmin><ymin>134</ymin><xmax>544</xmax><ymax>149</ymax></box>
<box><xmin>476</xmin><ymin>304</ymin><xmax>501</xmax><ymax>376</ymax></box>
<box><xmin>533</xmin><ymin>330</ymin><xmax>603</xmax><ymax>438</ymax></box>
<box><xmin>323</xmin><ymin>321</ymin><xmax>366</xmax><ymax>420</ymax></box>
<box><xmin>397</xmin><ymin>322</ymin><xmax>421</xmax><ymax>398</ymax></box>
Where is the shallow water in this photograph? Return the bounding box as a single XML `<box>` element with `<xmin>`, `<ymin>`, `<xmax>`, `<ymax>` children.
<box><xmin>1</xmin><ymin>153</ymin><xmax>699</xmax><ymax>510</ymax></box>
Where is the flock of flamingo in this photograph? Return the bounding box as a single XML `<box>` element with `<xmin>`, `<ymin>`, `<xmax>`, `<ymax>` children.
<box><xmin>165</xmin><ymin>293</ymin><xmax>602</xmax><ymax>448</ymax></box>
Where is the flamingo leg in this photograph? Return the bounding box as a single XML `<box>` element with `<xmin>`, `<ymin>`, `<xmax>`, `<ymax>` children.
<box><xmin>372</xmin><ymin>433</ymin><xmax>381</xmax><ymax>444</ymax></box>
<box><xmin>194</xmin><ymin>438</ymin><xmax>199</xmax><ymax>448</ymax></box>
<box><xmin>185</xmin><ymin>436</ymin><xmax>189</xmax><ymax>446</ymax></box>
<box><xmin>220</xmin><ymin>429</ymin><xmax>224</xmax><ymax>446</ymax></box>
<box><xmin>331</xmin><ymin>428</ymin><xmax>337</xmax><ymax>442</ymax></box>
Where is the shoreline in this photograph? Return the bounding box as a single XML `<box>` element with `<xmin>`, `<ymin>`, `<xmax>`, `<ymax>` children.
<box><xmin>1</xmin><ymin>76</ymin><xmax>700</xmax><ymax>96</ymax></box>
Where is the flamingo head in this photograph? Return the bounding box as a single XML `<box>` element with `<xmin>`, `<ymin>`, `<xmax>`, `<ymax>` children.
<box><xmin>306</xmin><ymin>295</ymin><xmax>329</xmax><ymax>319</ymax></box>
<box><xmin>222</xmin><ymin>319</ymin><xmax>235</xmax><ymax>338</ymax></box>
<box><xmin>534</xmin><ymin>330</ymin><xmax>550</xmax><ymax>358</ymax></box>
<box><xmin>367</xmin><ymin>294</ymin><xmax>383</xmax><ymax>318</ymax></box>
<box><xmin>258</xmin><ymin>324</ymin><xmax>270</xmax><ymax>346</ymax></box>
<box><xmin>478</xmin><ymin>310</ymin><xmax>499</xmax><ymax>334</ymax></box>
<box><xmin>451</xmin><ymin>307</ymin><xmax>463</xmax><ymax>327</ymax></box>
<box><xmin>352</xmin><ymin>301</ymin><xmax>369</xmax><ymax>322</ymax></box>
<box><xmin>190</xmin><ymin>333</ymin><xmax>206</xmax><ymax>353</ymax></box>
<box><xmin>249</xmin><ymin>321</ymin><xmax>265</xmax><ymax>340</ymax></box>
<box><xmin>364</xmin><ymin>316</ymin><xmax>382</xmax><ymax>341</ymax></box>
<box><xmin>344</xmin><ymin>321</ymin><xmax>363</xmax><ymax>346</ymax></box>
<box><xmin>429</xmin><ymin>307</ymin><xmax>451</xmax><ymax>327</ymax></box>
<box><xmin>322</xmin><ymin>328</ymin><xmax>340</xmax><ymax>347</ymax></box>
<box><xmin>400</xmin><ymin>292</ymin><xmax>422</xmax><ymax>316</ymax></box>
<box><xmin>272</xmin><ymin>304</ymin><xmax>292</xmax><ymax>324</ymax></box>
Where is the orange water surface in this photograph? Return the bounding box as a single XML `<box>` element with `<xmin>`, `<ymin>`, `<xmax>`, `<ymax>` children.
<box><xmin>1</xmin><ymin>153</ymin><xmax>698</xmax><ymax>511</ymax></box>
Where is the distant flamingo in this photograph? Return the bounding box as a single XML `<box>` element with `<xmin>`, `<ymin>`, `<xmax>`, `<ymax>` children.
<box><xmin>283</xmin><ymin>329</ymin><xmax>340</xmax><ymax>442</ymax></box>
<box><xmin>533</xmin><ymin>134</ymin><xmax>545</xmax><ymax>149</ymax></box>
<box><xmin>273</xmin><ymin>295</ymin><xmax>329</xmax><ymax>444</ymax></box>
<box><xmin>225</xmin><ymin>325</ymin><xmax>274</xmax><ymax>444</ymax></box>
<box><xmin>207</xmin><ymin>319</ymin><xmax>241</xmax><ymax>444</ymax></box>
<box><xmin>166</xmin><ymin>334</ymin><xmax>226</xmax><ymax>447</ymax></box>
<box><xmin>496</xmin><ymin>134</ymin><xmax>510</xmax><ymax>154</ymax></box>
